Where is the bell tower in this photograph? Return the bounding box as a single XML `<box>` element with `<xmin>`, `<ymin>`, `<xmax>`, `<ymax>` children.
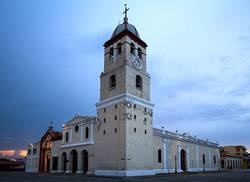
<box><xmin>95</xmin><ymin>5</ymin><xmax>155</xmax><ymax>176</ymax></box>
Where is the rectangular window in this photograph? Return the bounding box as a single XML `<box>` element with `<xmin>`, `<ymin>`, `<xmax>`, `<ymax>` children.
<box><xmin>104</xmin><ymin>108</ymin><xmax>106</xmax><ymax>112</ymax></box>
<box><xmin>158</xmin><ymin>149</ymin><xmax>162</xmax><ymax>163</ymax></box>
<box><xmin>115</xmin><ymin>104</ymin><xmax>117</xmax><ymax>109</ymax></box>
<box><xmin>134</xmin><ymin>104</ymin><xmax>136</xmax><ymax>108</ymax></box>
<box><xmin>134</xmin><ymin>128</ymin><xmax>136</xmax><ymax>133</ymax></box>
<box><xmin>27</xmin><ymin>149</ymin><xmax>31</xmax><ymax>155</ymax></box>
<box><xmin>145</xmin><ymin>130</ymin><xmax>147</xmax><ymax>134</ymax></box>
<box><xmin>33</xmin><ymin>149</ymin><xmax>37</xmax><ymax>154</ymax></box>
<box><xmin>65</xmin><ymin>132</ymin><xmax>69</xmax><ymax>143</ymax></box>
<box><xmin>115</xmin><ymin>115</ymin><xmax>117</xmax><ymax>120</ymax></box>
<box><xmin>134</xmin><ymin>115</ymin><xmax>136</xmax><ymax>119</ymax></box>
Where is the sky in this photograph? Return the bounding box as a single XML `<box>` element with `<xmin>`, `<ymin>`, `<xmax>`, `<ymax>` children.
<box><xmin>0</xmin><ymin>0</ymin><xmax>250</xmax><ymax>157</ymax></box>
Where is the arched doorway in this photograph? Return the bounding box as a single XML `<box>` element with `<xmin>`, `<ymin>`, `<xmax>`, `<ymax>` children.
<box><xmin>81</xmin><ymin>150</ymin><xmax>88</xmax><ymax>174</ymax></box>
<box><xmin>221</xmin><ymin>159</ymin><xmax>225</xmax><ymax>168</ymax></box>
<box><xmin>46</xmin><ymin>154</ymin><xmax>50</xmax><ymax>172</ymax></box>
<box><xmin>61</xmin><ymin>152</ymin><xmax>67</xmax><ymax>172</ymax></box>
<box><xmin>70</xmin><ymin>150</ymin><xmax>78</xmax><ymax>173</ymax></box>
<box><xmin>180</xmin><ymin>149</ymin><xmax>186</xmax><ymax>171</ymax></box>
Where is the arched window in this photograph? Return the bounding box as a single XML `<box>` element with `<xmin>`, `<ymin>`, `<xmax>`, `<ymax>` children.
<box><xmin>109</xmin><ymin>75</ymin><xmax>116</xmax><ymax>88</ymax></box>
<box><xmin>136</xmin><ymin>75</ymin><xmax>142</xmax><ymax>89</ymax></box>
<box><xmin>65</xmin><ymin>132</ymin><xmax>69</xmax><ymax>143</ymax></box>
<box><xmin>158</xmin><ymin>149</ymin><xmax>162</xmax><ymax>163</ymax></box>
<box><xmin>85</xmin><ymin>127</ymin><xmax>89</xmax><ymax>139</ymax></box>
<box><xmin>213</xmin><ymin>155</ymin><xmax>216</xmax><ymax>164</ymax></box>
<box><xmin>130</xmin><ymin>43</ymin><xmax>135</xmax><ymax>55</ymax></box>
<box><xmin>109</xmin><ymin>47</ymin><xmax>114</xmax><ymax>57</ymax></box>
<box><xmin>138</xmin><ymin>48</ymin><xmax>142</xmax><ymax>59</ymax></box>
<box><xmin>117</xmin><ymin>43</ymin><xmax>122</xmax><ymax>54</ymax></box>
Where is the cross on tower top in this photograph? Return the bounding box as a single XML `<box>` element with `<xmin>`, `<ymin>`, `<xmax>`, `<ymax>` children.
<box><xmin>123</xmin><ymin>4</ymin><xmax>129</xmax><ymax>23</ymax></box>
<box><xmin>48</xmin><ymin>119</ymin><xmax>53</xmax><ymax>130</ymax></box>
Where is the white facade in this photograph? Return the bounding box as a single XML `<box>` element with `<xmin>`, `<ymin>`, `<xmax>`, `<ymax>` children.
<box><xmin>25</xmin><ymin>142</ymin><xmax>40</xmax><ymax>173</ymax></box>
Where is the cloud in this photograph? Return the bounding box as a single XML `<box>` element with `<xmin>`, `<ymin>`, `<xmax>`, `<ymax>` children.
<box><xmin>0</xmin><ymin>150</ymin><xmax>15</xmax><ymax>157</ymax></box>
<box><xmin>239</xmin><ymin>27</ymin><xmax>250</xmax><ymax>52</ymax></box>
<box><xmin>150</xmin><ymin>28</ymin><xmax>250</xmax><ymax>148</ymax></box>
<box><xmin>64</xmin><ymin>28</ymin><xmax>112</xmax><ymax>56</ymax></box>
<box><xmin>0</xmin><ymin>149</ymin><xmax>27</xmax><ymax>158</ymax></box>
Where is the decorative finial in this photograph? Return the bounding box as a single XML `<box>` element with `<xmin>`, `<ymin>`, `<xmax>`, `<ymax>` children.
<box><xmin>123</xmin><ymin>4</ymin><xmax>129</xmax><ymax>23</ymax></box>
<box><xmin>49</xmin><ymin>119</ymin><xmax>53</xmax><ymax>130</ymax></box>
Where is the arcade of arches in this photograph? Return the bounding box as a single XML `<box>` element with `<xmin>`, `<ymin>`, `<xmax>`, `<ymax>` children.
<box><xmin>61</xmin><ymin>149</ymin><xmax>89</xmax><ymax>173</ymax></box>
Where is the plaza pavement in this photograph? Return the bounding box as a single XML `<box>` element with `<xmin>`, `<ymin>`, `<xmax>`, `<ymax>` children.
<box><xmin>0</xmin><ymin>171</ymin><xmax>250</xmax><ymax>182</ymax></box>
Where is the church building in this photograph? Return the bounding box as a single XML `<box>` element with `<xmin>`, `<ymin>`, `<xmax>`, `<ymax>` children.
<box><xmin>25</xmin><ymin>6</ymin><xmax>220</xmax><ymax>176</ymax></box>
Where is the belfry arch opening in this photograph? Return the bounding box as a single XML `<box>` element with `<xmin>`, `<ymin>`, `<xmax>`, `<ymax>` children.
<box><xmin>136</xmin><ymin>75</ymin><xmax>142</xmax><ymax>89</ymax></box>
<box><xmin>109</xmin><ymin>75</ymin><xmax>116</xmax><ymax>89</ymax></box>
<box><xmin>117</xmin><ymin>43</ymin><xmax>122</xmax><ymax>54</ymax></box>
<box><xmin>138</xmin><ymin>48</ymin><xmax>142</xmax><ymax>59</ymax></box>
<box><xmin>130</xmin><ymin>43</ymin><xmax>135</xmax><ymax>55</ymax></box>
<box><xmin>109</xmin><ymin>47</ymin><xmax>114</xmax><ymax>57</ymax></box>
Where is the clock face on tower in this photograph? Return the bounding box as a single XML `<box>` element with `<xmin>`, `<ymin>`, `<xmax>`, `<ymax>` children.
<box><xmin>132</xmin><ymin>57</ymin><xmax>142</xmax><ymax>69</ymax></box>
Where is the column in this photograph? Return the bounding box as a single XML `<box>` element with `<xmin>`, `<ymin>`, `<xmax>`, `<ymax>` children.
<box><xmin>62</xmin><ymin>132</ymin><xmax>64</xmax><ymax>144</ymax></box>
<box><xmin>66</xmin><ymin>160</ymin><xmax>71</xmax><ymax>173</ymax></box>
<box><xmin>70</xmin><ymin>128</ymin><xmax>73</xmax><ymax>143</ymax></box>
<box><xmin>135</xmin><ymin>47</ymin><xmax>138</xmax><ymax>56</ymax></box>
<box><xmin>208</xmin><ymin>146</ymin><xmax>211</xmax><ymax>169</ymax></box>
<box><xmin>163</xmin><ymin>139</ymin><xmax>167</xmax><ymax>170</ymax></box>
<box><xmin>113</xmin><ymin>43</ymin><xmax>117</xmax><ymax>61</ymax></box>
<box><xmin>80</xmin><ymin>126</ymin><xmax>83</xmax><ymax>142</ymax></box>
<box><xmin>90</xmin><ymin>123</ymin><xmax>94</xmax><ymax>142</ymax></box>
<box><xmin>218</xmin><ymin>149</ymin><xmax>221</xmax><ymax>170</ymax></box>
<box><xmin>196</xmin><ymin>144</ymin><xmax>199</xmax><ymax>169</ymax></box>
<box><xmin>30</xmin><ymin>157</ymin><xmax>33</xmax><ymax>170</ymax></box>
<box><xmin>187</xmin><ymin>146</ymin><xmax>190</xmax><ymax>171</ymax></box>
<box><xmin>178</xmin><ymin>145</ymin><xmax>181</xmax><ymax>171</ymax></box>
<box><xmin>30</xmin><ymin>145</ymin><xmax>33</xmax><ymax>170</ymax></box>
<box><xmin>76</xmin><ymin>156</ymin><xmax>83</xmax><ymax>173</ymax></box>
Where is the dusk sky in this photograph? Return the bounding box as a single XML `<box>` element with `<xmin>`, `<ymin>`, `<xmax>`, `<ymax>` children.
<box><xmin>1</xmin><ymin>0</ymin><xmax>250</xmax><ymax>157</ymax></box>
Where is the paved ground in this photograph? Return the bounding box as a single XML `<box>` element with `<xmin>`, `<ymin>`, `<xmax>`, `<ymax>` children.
<box><xmin>0</xmin><ymin>171</ymin><xmax>250</xmax><ymax>182</ymax></box>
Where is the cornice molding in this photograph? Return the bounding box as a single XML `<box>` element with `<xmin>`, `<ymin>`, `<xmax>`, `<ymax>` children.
<box><xmin>96</xmin><ymin>92</ymin><xmax>154</xmax><ymax>109</ymax></box>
